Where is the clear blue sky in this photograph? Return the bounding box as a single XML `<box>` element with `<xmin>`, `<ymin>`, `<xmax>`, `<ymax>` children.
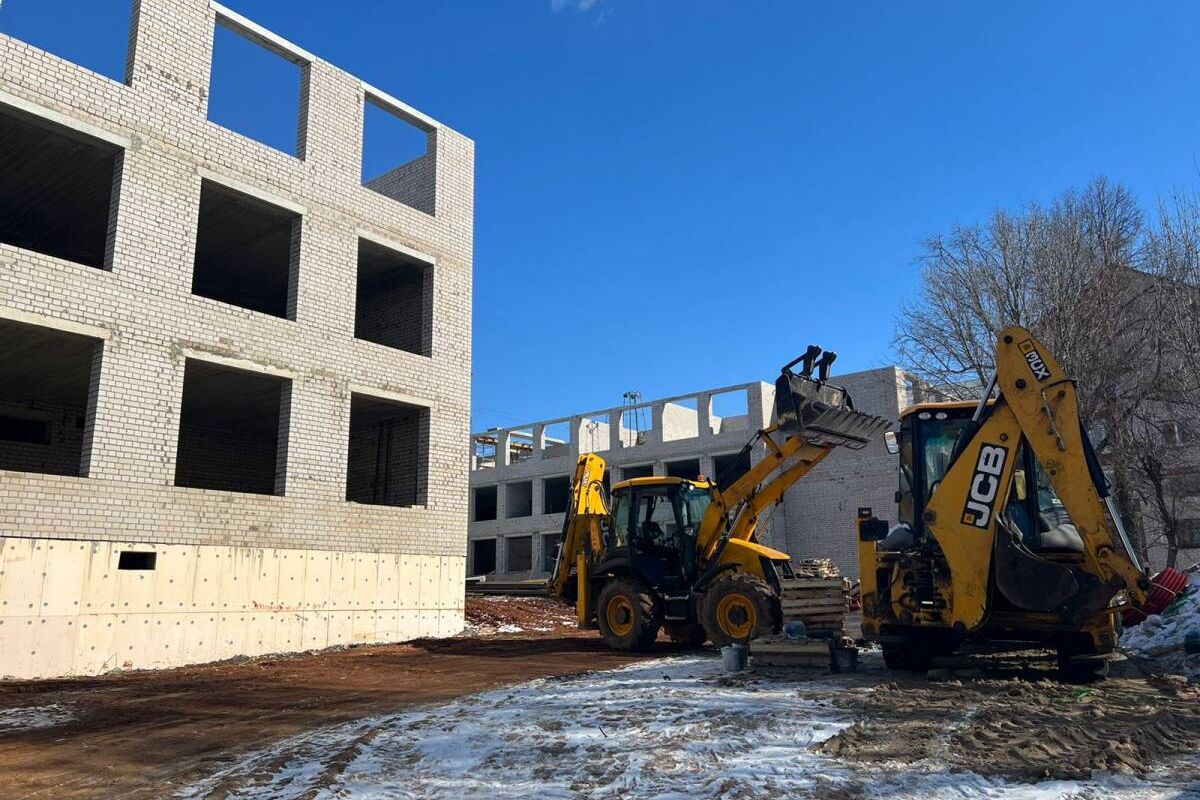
<box><xmin>3</xmin><ymin>1</ymin><xmax>1199</xmax><ymax>430</ymax></box>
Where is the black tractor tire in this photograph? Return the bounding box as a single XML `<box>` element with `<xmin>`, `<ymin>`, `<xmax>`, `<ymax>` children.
<box><xmin>596</xmin><ymin>578</ymin><xmax>661</xmax><ymax>652</ymax></box>
<box><xmin>664</xmin><ymin>623</ymin><xmax>708</xmax><ymax>649</ymax></box>
<box><xmin>1057</xmin><ymin>641</ymin><xmax>1110</xmax><ymax>682</ymax></box>
<box><xmin>881</xmin><ymin>638</ymin><xmax>932</xmax><ymax>672</ymax></box>
<box><xmin>701</xmin><ymin>573</ymin><xmax>780</xmax><ymax>647</ymax></box>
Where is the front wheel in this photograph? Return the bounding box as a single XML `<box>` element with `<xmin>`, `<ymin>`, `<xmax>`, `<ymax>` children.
<box><xmin>701</xmin><ymin>573</ymin><xmax>780</xmax><ymax>647</ymax></box>
<box><xmin>596</xmin><ymin>578</ymin><xmax>661</xmax><ymax>651</ymax></box>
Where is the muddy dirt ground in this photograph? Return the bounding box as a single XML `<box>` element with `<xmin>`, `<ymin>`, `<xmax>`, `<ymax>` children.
<box><xmin>2</xmin><ymin>598</ymin><xmax>1199</xmax><ymax>799</ymax></box>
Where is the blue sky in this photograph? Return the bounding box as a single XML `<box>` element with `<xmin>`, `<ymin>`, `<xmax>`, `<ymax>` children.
<box><xmin>3</xmin><ymin>1</ymin><xmax>1199</xmax><ymax>430</ymax></box>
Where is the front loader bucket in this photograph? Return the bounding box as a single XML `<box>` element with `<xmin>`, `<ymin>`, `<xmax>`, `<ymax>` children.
<box><xmin>774</xmin><ymin>360</ymin><xmax>891</xmax><ymax>449</ymax></box>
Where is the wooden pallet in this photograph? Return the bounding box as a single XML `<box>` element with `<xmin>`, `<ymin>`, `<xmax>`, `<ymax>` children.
<box><xmin>750</xmin><ymin>635</ymin><xmax>836</xmax><ymax>671</ymax></box>
<box><xmin>779</xmin><ymin>575</ymin><xmax>848</xmax><ymax>631</ymax></box>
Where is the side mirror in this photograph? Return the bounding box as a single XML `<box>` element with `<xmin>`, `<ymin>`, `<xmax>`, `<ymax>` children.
<box><xmin>884</xmin><ymin>430</ymin><xmax>900</xmax><ymax>455</ymax></box>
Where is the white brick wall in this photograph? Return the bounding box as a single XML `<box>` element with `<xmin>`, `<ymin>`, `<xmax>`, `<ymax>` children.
<box><xmin>0</xmin><ymin>0</ymin><xmax>473</xmax><ymax>676</ymax></box>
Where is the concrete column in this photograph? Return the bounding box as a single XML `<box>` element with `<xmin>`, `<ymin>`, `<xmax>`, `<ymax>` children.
<box><xmin>649</xmin><ymin>403</ymin><xmax>664</xmax><ymax>446</ymax></box>
<box><xmin>608</xmin><ymin>410</ymin><xmax>623</xmax><ymax>450</ymax></box>
<box><xmin>652</xmin><ymin>461</ymin><xmax>667</xmax><ymax>477</ymax></box>
<box><xmin>531</xmin><ymin>477</ymin><xmax>544</xmax><ymax>518</ymax></box>
<box><xmin>495</xmin><ymin>430</ymin><xmax>511</xmax><ymax>467</ymax></box>
<box><xmin>533</xmin><ymin>423</ymin><xmax>546</xmax><ymax>460</ymax></box>
<box><xmin>495</xmin><ymin>535</ymin><xmax>507</xmax><ymax>574</ymax></box>
<box><xmin>699</xmin><ymin>454</ymin><xmax>715</xmax><ymax>484</ymax></box>
<box><xmin>569</xmin><ymin>416</ymin><xmax>585</xmax><ymax>458</ymax></box>
<box><xmin>747</xmin><ymin>382</ymin><xmax>774</xmax><ymax>429</ymax></box>
<box><xmin>697</xmin><ymin>393</ymin><xmax>713</xmax><ymax>438</ymax></box>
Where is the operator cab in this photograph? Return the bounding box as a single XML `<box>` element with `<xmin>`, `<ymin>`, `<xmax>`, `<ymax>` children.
<box><xmin>606</xmin><ymin>477</ymin><xmax>712</xmax><ymax>592</ymax></box>
<box><xmin>890</xmin><ymin>403</ymin><xmax>1084</xmax><ymax>555</ymax></box>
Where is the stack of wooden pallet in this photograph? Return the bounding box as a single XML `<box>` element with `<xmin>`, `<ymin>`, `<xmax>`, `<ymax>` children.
<box><xmin>749</xmin><ymin>635</ymin><xmax>834</xmax><ymax>671</ymax></box>
<box><xmin>779</xmin><ymin>559</ymin><xmax>848</xmax><ymax>634</ymax></box>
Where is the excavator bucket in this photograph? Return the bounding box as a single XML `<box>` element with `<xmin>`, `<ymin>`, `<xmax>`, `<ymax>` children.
<box><xmin>774</xmin><ymin>347</ymin><xmax>891</xmax><ymax>449</ymax></box>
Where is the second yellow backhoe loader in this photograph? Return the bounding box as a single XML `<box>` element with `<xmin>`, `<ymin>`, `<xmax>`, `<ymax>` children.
<box><xmin>856</xmin><ymin>325</ymin><xmax>1150</xmax><ymax>678</ymax></box>
<box><xmin>547</xmin><ymin>348</ymin><xmax>890</xmax><ymax>651</ymax></box>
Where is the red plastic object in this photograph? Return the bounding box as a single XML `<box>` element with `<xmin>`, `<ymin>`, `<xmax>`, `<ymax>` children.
<box><xmin>1122</xmin><ymin>567</ymin><xmax>1189</xmax><ymax>626</ymax></box>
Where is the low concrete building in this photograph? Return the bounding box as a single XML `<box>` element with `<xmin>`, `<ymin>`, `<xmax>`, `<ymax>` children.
<box><xmin>468</xmin><ymin>367</ymin><xmax>917</xmax><ymax>580</ymax></box>
<box><xmin>0</xmin><ymin>1</ymin><xmax>473</xmax><ymax>678</ymax></box>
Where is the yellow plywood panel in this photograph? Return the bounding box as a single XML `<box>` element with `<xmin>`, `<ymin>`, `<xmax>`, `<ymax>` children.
<box><xmin>213</xmin><ymin>614</ymin><xmax>245</xmax><ymax>661</ymax></box>
<box><xmin>276</xmin><ymin>550</ymin><xmax>307</xmax><ymax>610</ymax></box>
<box><xmin>39</xmin><ymin>540</ymin><xmax>90</xmax><ymax>616</ymax></box>
<box><xmin>182</xmin><ymin>613</ymin><xmax>220</xmax><ymax>664</ymax></box>
<box><xmin>220</xmin><ymin>549</ymin><xmax>258</xmax><ymax>613</ymax></box>
<box><xmin>275</xmin><ymin>611</ymin><xmax>304</xmax><ymax>653</ymax></box>
<box><xmin>302</xmin><ymin>551</ymin><xmax>332</xmax><ymax>611</ymax></box>
<box><xmin>114</xmin><ymin>548</ymin><xmax>159</xmax><ymax>615</ymax></box>
<box><xmin>80</xmin><ymin>542</ymin><xmax>120</xmax><ymax>613</ymax></box>
<box><xmin>243</xmin><ymin>612</ymin><xmax>275</xmax><ymax>658</ymax></box>
<box><xmin>107</xmin><ymin>615</ymin><xmax>141</xmax><ymax>671</ymax></box>
<box><xmin>0</xmin><ymin>538</ymin><xmax>47</xmax><ymax>617</ymax></box>
<box><xmin>396</xmin><ymin>609</ymin><xmax>420</xmax><ymax>641</ymax></box>
<box><xmin>417</xmin><ymin>608</ymin><xmax>439</xmax><ymax>638</ymax></box>
<box><xmin>398</xmin><ymin>556</ymin><xmax>420</xmax><ymax>610</ymax></box>
<box><xmin>190</xmin><ymin>546</ymin><xmax>231</xmax><ymax>612</ymax></box>
<box><xmin>143</xmin><ymin>613</ymin><xmax>191</xmax><ymax>670</ymax></box>
<box><xmin>73</xmin><ymin>614</ymin><xmax>121</xmax><ymax>675</ymax></box>
<box><xmin>328</xmin><ymin>552</ymin><xmax>357</xmax><ymax>611</ymax></box>
<box><xmin>301</xmin><ymin>611</ymin><xmax>330</xmax><ymax>651</ymax></box>
<box><xmin>356</xmin><ymin>555</ymin><xmax>378</xmax><ymax>612</ymax></box>
<box><xmin>445</xmin><ymin>557</ymin><xmax>466</xmax><ymax>612</ymax></box>
<box><xmin>375</xmin><ymin>554</ymin><xmax>402</xmax><ymax>612</ymax></box>
<box><xmin>351</xmin><ymin>610</ymin><xmax>377</xmax><ymax>644</ymax></box>
<box><xmin>154</xmin><ymin>546</ymin><xmax>199</xmax><ymax>612</ymax></box>
<box><xmin>418</xmin><ymin>556</ymin><xmax>439</xmax><ymax>611</ymax></box>
<box><xmin>375</xmin><ymin>609</ymin><xmax>400</xmax><ymax>642</ymax></box>
<box><xmin>439</xmin><ymin>608</ymin><xmax>465</xmax><ymax>638</ymax></box>
<box><xmin>326</xmin><ymin>610</ymin><xmax>354</xmax><ymax>648</ymax></box>
<box><xmin>250</xmin><ymin>551</ymin><xmax>283</xmax><ymax>612</ymax></box>
<box><xmin>0</xmin><ymin>616</ymin><xmax>38</xmax><ymax>679</ymax></box>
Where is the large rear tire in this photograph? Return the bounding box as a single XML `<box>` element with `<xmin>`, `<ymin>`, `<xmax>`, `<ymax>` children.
<box><xmin>701</xmin><ymin>573</ymin><xmax>780</xmax><ymax>647</ymax></box>
<box><xmin>596</xmin><ymin>578</ymin><xmax>661</xmax><ymax>651</ymax></box>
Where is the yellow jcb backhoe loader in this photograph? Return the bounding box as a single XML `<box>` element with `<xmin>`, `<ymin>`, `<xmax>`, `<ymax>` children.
<box><xmin>547</xmin><ymin>348</ymin><xmax>890</xmax><ymax>651</ymax></box>
<box><xmin>856</xmin><ymin>325</ymin><xmax>1150</xmax><ymax>678</ymax></box>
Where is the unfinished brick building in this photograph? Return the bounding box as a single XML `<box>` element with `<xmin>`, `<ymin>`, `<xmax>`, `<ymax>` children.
<box><xmin>0</xmin><ymin>1</ymin><xmax>474</xmax><ymax>678</ymax></box>
<box><xmin>469</xmin><ymin>367</ymin><xmax>914</xmax><ymax>580</ymax></box>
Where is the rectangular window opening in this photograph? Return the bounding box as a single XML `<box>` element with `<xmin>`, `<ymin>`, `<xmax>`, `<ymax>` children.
<box><xmin>471</xmin><ymin>539</ymin><xmax>496</xmax><ymax>576</ymax></box>
<box><xmin>0</xmin><ymin>0</ymin><xmax>134</xmax><ymax>84</ymax></box>
<box><xmin>578</xmin><ymin>416</ymin><xmax>610</xmax><ymax>454</ymax></box>
<box><xmin>620</xmin><ymin>464</ymin><xmax>654</xmax><ymax>481</ymax></box>
<box><xmin>0</xmin><ymin>318</ymin><xmax>102</xmax><ymax>478</ymax></box>
<box><xmin>505</xmin><ymin>481</ymin><xmax>533</xmax><ymax>518</ymax></box>
<box><xmin>713</xmin><ymin>450</ymin><xmax>752</xmax><ymax>489</ymax></box>
<box><xmin>506</xmin><ymin>535</ymin><xmax>533</xmax><ymax>574</ymax></box>
<box><xmin>174</xmin><ymin>359</ymin><xmax>289</xmax><ymax>496</ymax></box>
<box><xmin>0</xmin><ymin>102</ymin><xmax>123</xmax><ymax>269</ymax></box>
<box><xmin>345</xmin><ymin>393</ymin><xmax>429</xmax><ymax>508</ymax></box>
<box><xmin>207</xmin><ymin>20</ymin><xmax>305</xmax><ymax>157</ymax></box>
<box><xmin>508</xmin><ymin>430</ymin><xmax>534</xmax><ymax>465</ymax></box>
<box><xmin>472</xmin><ymin>434</ymin><xmax>497</xmax><ymax>470</ymax></box>
<box><xmin>362</xmin><ymin>96</ymin><xmax>436</xmax><ymax>215</ymax></box>
<box><xmin>665</xmin><ymin>458</ymin><xmax>702</xmax><ymax>481</ymax></box>
<box><xmin>710</xmin><ymin>389</ymin><xmax>749</xmax><ymax>435</ymax></box>
<box><xmin>118</xmin><ymin>551</ymin><xmax>156</xmax><ymax>571</ymax></box>
<box><xmin>355</xmin><ymin>239</ymin><xmax>433</xmax><ymax>356</ymax></box>
<box><xmin>192</xmin><ymin>180</ymin><xmax>300</xmax><ymax>319</ymax></box>
<box><xmin>620</xmin><ymin>406</ymin><xmax>653</xmax><ymax>448</ymax></box>
<box><xmin>543</xmin><ymin>475</ymin><xmax>570</xmax><ymax>515</ymax></box>
<box><xmin>662</xmin><ymin>397</ymin><xmax>699</xmax><ymax>442</ymax></box>
<box><xmin>541</xmin><ymin>421</ymin><xmax>571</xmax><ymax>459</ymax></box>
<box><xmin>473</xmin><ymin>485</ymin><xmax>498</xmax><ymax>522</ymax></box>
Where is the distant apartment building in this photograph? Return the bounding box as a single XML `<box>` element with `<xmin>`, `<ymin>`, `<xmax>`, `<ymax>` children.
<box><xmin>468</xmin><ymin>367</ymin><xmax>918</xmax><ymax>580</ymax></box>
<box><xmin>0</xmin><ymin>1</ymin><xmax>473</xmax><ymax>679</ymax></box>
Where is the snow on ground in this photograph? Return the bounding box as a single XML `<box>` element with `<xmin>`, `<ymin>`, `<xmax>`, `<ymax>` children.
<box><xmin>1122</xmin><ymin>574</ymin><xmax>1200</xmax><ymax>677</ymax></box>
<box><xmin>178</xmin><ymin>657</ymin><xmax>1199</xmax><ymax>800</ymax></box>
<box><xmin>0</xmin><ymin>703</ymin><xmax>75</xmax><ymax>732</ymax></box>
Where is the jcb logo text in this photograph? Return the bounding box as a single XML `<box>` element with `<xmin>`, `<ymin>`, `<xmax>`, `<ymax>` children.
<box><xmin>961</xmin><ymin>444</ymin><xmax>1008</xmax><ymax>529</ymax></box>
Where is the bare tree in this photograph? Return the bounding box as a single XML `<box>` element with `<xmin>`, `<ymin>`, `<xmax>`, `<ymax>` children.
<box><xmin>895</xmin><ymin>177</ymin><xmax>1193</xmax><ymax>565</ymax></box>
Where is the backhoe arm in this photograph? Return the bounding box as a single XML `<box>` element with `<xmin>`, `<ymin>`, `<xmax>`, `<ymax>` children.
<box><xmin>546</xmin><ymin>453</ymin><xmax>609</xmax><ymax>624</ymax></box>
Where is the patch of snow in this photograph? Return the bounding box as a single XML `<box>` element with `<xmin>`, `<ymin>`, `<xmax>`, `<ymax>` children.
<box><xmin>1121</xmin><ymin>574</ymin><xmax>1200</xmax><ymax>676</ymax></box>
<box><xmin>177</xmin><ymin>657</ymin><xmax>1199</xmax><ymax>800</ymax></box>
<box><xmin>0</xmin><ymin>703</ymin><xmax>75</xmax><ymax>732</ymax></box>
<box><xmin>495</xmin><ymin>623</ymin><xmax>524</xmax><ymax>634</ymax></box>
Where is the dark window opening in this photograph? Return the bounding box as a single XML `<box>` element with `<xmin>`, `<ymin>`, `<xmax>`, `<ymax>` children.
<box><xmin>621</xmin><ymin>464</ymin><xmax>654</xmax><ymax>480</ymax></box>
<box><xmin>0</xmin><ymin>0</ymin><xmax>135</xmax><ymax>84</ymax></box>
<box><xmin>542</xmin><ymin>533</ymin><xmax>561</xmax><ymax>573</ymax></box>
<box><xmin>192</xmin><ymin>180</ymin><xmax>300</xmax><ymax>319</ymax></box>
<box><xmin>174</xmin><ymin>359</ymin><xmax>289</xmax><ymax>496</ymax></box>
<box><xmin>713</xmin><ymin>450</ymin><xmax>752</xmax><ymax>489</ymax></box>
<box><xmin>355</xmin><ymin>239</ymin><xmax>432</xmax><ymax>356</ymax></box>
<box><xmin>362</xmin><ymin>96</ymin><xmax>436</xmax><ymax>215</ymax></box>
<box><xmin>543</xmin><ymin>475</ymin><xmax>570</xmax><ymax>515</ymax></box>
<box><xmin>472</xmin><ymin>539</ymin><xmax>496</xmax><ymax>576</ymax></box>
<box><xmin>346</xmin><ymin>394</ymin><xmax>428</xmax><ymax>507</ymax></box>
<box><xmin>118</xmin><ymin>551</ymin><xmax>156</xmax><ymax>570</ymax></box>
<box><xmin>665</xmin><ymin>458</ymin><xmax>702</xmax><ymax>481</ymax></box>
<box><xmin>473</xmin><ymin>485</ymin><xmax>497</xmax><ymax>521</ymax></box>
<box><xmin>0</xmin><ymin>102</ymin><xmax>123</xmax><ymax>269</ymax></box>
<box><xmin>207</xmin><ymin>19</ymin><xmax>305</xmax><ymax>157</ymax></box>
<box><xmin>0</xmin><ymin>318</ymin><xmax>101</xmax><ymax>477</ymax></box>
<box><xmin>506</xmin><ymin>536</ymin><xmax>532</xmax><ymax>573</ymax></box>
<box><xmin>506</xmin><ymin>481</ymin><xmax>533</xmax><ymax>518</ymax></box>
